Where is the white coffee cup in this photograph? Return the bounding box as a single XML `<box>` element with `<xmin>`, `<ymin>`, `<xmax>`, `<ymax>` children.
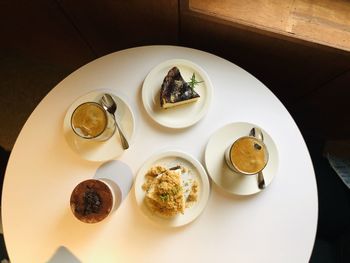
<box><xmin>70</xmin><ymin>102</ymin><xmax>116</xmax><ymax>141</ymax></box>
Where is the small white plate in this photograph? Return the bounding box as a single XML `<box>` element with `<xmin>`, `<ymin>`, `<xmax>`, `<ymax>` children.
<box><xmin>142</xmin><ymin>59</ymin><xmax>213</xmax><ymax>128</ymax></box>
<box><xmin>205</xmin><ymin>122</ymin><xmax>279</xmax><ymax>195</ymax></box>
<box><xmin>134</xmin><ymin>150</ymin><xmax>210</xmax><ymax>227</ymax></box>
<box><xmin>63</xmin><ymin>90</ymin><xmax>135</xmax><ymax>162</ymax></box>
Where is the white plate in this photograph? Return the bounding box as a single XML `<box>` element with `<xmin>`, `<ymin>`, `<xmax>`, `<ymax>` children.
<box><xmin>142</xmin><ymin>59</ymin><xmax>213</xmax><ymax>128</ymax></box>
<box><xmin>63</xmin><ymin>90</ymin><xmax>135</xmax><ymax>162</ymax></box>
<box><xmin>134</xmin><ymin>150</ymin><xmax>210</xmax><ymax>227</ymax></box>
<box><xmin>205</xmin><ymin>122</ymin><xmax>279</xmax><ymax>195</ymax></box>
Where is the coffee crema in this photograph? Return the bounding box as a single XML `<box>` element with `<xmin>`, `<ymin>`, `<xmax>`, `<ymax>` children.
<box><xmin>230</xmin><ymin>137</ymin><xmax>268</xmax><ymax>174</ymax></box>
<box><xmin>71</xmin><ymin>102</ymin><xmax>107</xmax><ymax>138</ymax></box>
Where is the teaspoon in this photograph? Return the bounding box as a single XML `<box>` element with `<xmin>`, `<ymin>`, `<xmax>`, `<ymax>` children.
<box><xmin>249</xmin><ymin>127</ymin><xmax>266</xmax><ymax>189</ymax></box>
<box><xmin>101</xmin><ymin>94</ymin><xmax>129</xmax><ymax>149</ymax></box>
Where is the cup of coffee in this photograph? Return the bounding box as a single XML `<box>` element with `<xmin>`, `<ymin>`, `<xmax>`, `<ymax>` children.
<box><xmin>225</xmin><ymin>128</ymin><xmax>269</xmax><ymax>175</ymax></box>
<box><xmin>70</xmin><ymin>179</ymin><xmax>116</xmax><ymax>223</ymax></box>
<box><xmin>71</xmin><ymin>102</ymin><xmax>115</xmax><ymax>141</ymax></box>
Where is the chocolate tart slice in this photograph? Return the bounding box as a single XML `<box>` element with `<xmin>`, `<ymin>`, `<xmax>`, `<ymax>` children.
<box><xmin>160</xmin><ymin>67</ymin><xmax>200</xmax><ymax>109</ymax></box>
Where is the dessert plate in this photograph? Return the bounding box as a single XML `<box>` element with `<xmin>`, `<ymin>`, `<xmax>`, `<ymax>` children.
<box><xmin>63</xmin><ymin>90</ymin><xmax>135</xmax><ymax>162</ymax></box>
<box><xmin>134</xmin><ymin>150</ymin><xmax>210</xmax><ymax>227</ymax></box>
<box><xmin>205</xmin><ymin>122</ymin><xmax>279</xmax><ymax>195</ymax></box>
<box><xmin>142</xmin><ymin>59</ymin><xmax>213</xmax><ymax>128</ymax></box>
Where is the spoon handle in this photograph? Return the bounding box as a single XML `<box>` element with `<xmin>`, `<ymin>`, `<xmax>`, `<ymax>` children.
<box><xmin>114</xmin><ymin>115</ymin><xmax>129</xmax><ymax>149</ymax></box>
<box><xmin>258</xmin><ymin>171</ymin><xmax>266</xmax><ymax>189</ymax></box>
<box><xmin>250</xmin><ymin>127</ymin><xmax>266</xmax><ymax>189</ymax></box>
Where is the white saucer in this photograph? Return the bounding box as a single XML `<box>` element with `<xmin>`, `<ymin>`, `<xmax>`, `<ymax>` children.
<box><xmin>142</xmin><ymin>59</ymin><xmax>213</xmax><ymax>128</ymax></box>
<box><xmin>63</xmin><ymin>90</ymin><xmax>135</xmax><ymax>162</ymax></box>
<box><xmin>134</xmin><ymin>150</ymin><xmax>210</xmax><ymax>227</ymax></box>
<box><xmin>205</xmin><ymin>122</ymin><xmax>279</xmax><ymax>195</ymax></box>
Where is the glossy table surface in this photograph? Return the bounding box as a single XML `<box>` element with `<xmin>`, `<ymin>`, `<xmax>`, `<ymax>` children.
<box><xmin>2</xmin><ymin>46</ymin><xmax>318</xmax><ymax>263</ymax></box>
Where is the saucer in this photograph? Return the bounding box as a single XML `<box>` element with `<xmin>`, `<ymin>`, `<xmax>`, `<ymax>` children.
<box><xmin>134</xmin><ymin>150</ymin><xmax>210</xmax><ymax>227</ymax></box>
<box><xmin>142</xmin><ymin>59</ymin><xmax>213</xmax><ymax>128</ymax></box>
<box><xmin>63</xmin><ymin>90</ymin><xmax>135</xmax><ymax>162</ymax></box>
<box><xmin>205</xmin><ymin>122</ymin><xmax>279</xmax><ymax>195</ymax></box>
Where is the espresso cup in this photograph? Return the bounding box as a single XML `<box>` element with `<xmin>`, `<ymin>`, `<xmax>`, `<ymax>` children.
<box><xmin>225</xmin><ymin>128</ymin><xmax>269</xmax><ymax>175</ymax></box>
<box><xmin>70</xmin><ymin>102</ymin><xmax>116</xmax><ymax>141</ymax></box>
<box><xmin>70</xmin><ymin>179</ymin><xmax>116</xmax><ymax>224</ymax></box>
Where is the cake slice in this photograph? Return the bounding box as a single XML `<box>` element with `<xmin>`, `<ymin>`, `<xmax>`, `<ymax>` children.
<box><xmin>160</xmin><ymin>67</ymin><xmax>200</xmax><ymax>109</ymax></box>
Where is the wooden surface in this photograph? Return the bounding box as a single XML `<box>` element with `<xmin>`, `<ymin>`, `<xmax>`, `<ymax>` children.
<box><xmin>180</xmin><ymin>0</ymin><xmax>350</xmax><ymax>139</ymax></box>
<box><xmin>1</xmin><ymin>0</ymin><xmax>179</xmax><ymax>68</ymax></box>
<box><xmin>180</xmin><ymin>10</ymin><xmax>349</xmax><ymax>102</ymax></box>
<box><xmin>188</xmin><ymin>0</ymin><xmax>350</xmax><ymax>52</ymax></box>
<box><xmin>0</xmin><ymin>0</ymin><xmax>95</xmax><ymax>71</ymax></box>
<box><xmin>58</xmin><ymin>0</ymin><xmax>179</xmax><ymax>57</ymax></box>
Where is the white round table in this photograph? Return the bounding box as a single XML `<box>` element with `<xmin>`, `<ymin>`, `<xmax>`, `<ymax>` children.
<box><xmin>2</xmin><ymin>46</ymin><xmax>318</xmax><ymax>263</ymax></box>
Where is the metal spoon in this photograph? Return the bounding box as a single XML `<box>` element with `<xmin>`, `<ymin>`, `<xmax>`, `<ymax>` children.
<box><xmin>101</xmin><ymin>94</ymin><xmax>129</xmax><ymax>149</ymax></box>
<box><xmin>249</xmin><ymin>127</ymin><xmax>266</xmax><ymax>189</ymax></box>
<box><xmin>257</xmin><ymin>171</ymin><xmax>266</xmax><ymax>189</ymax></box>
